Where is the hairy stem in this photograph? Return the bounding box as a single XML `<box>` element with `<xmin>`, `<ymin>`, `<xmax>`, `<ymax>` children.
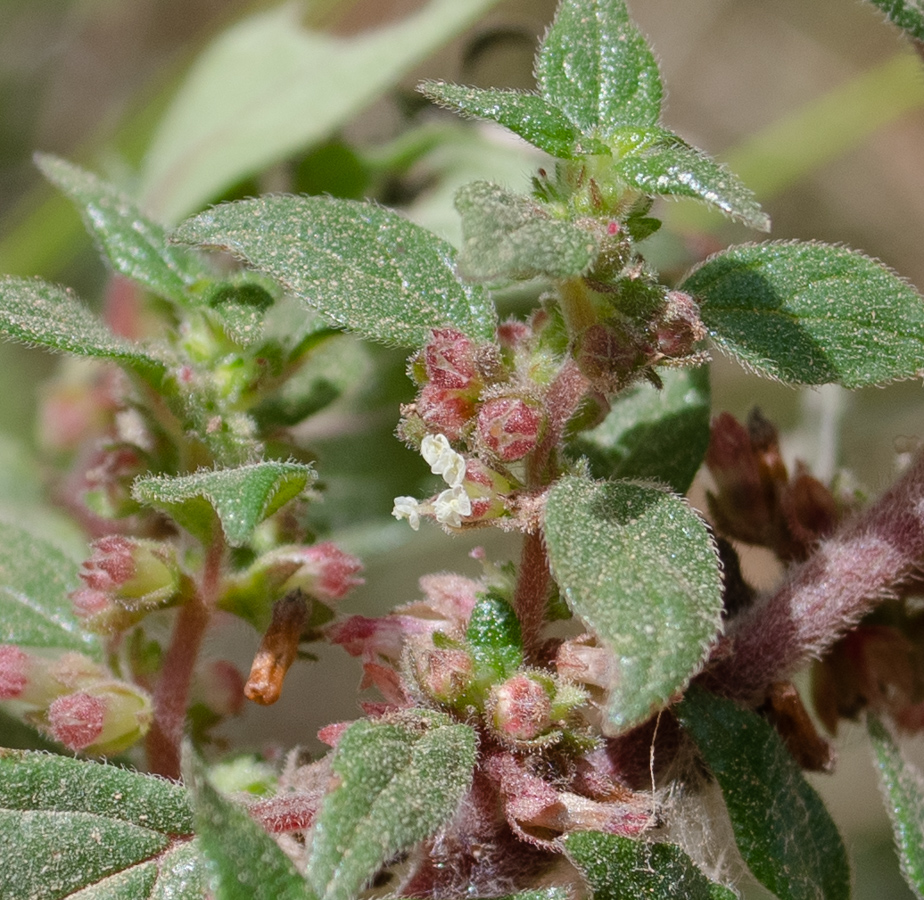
<box><xmin>146</xmin><ymin>539</ymin><xmax>224</xmax><ymax>778</ymax></box>
<box><xmin>707</xmin><ymin>448</ymin><xmax>924</xmax><ymax>702</ymax></box>
<box><xmin>514</xmin><ymin>530</ymin><xmax>552</xmax><ymax>657</ymax></box>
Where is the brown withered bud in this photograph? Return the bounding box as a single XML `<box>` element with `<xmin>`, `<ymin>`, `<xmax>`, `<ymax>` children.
<box><xmin>760</xmin><ymin>681</ymin><xmax>835</xmax><ymax>772</ymax></box>
<box><xmin>574</xmin><ymin>321</ymin><xmax>649</xmax><ymax>393</ymax></box>
<box><xmin>245</xmin><ymin>590</ymin><xmax>309</xmax><ymax>706</ymax></box>
<box><xmin>653</xmin><ymin>290</ymin><xmax>707</xmax><ymax>360</ymax></box>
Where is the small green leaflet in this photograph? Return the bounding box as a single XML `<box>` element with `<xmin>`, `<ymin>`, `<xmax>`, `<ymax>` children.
<box><xmin>543</xmin><ymin>475</ymin><xmax>723</xmax><ymax>733</ymax></box>
<box><xmin>867</xmin><ymin>0</ymin><xmax>924</xmax><ymax>40</ymax></box>
<box><xmin>535</xmin><ymin>0</ymin><xmax>662</xmax><ymax>140</ymax></box>
<box><xmin>680</xmin><ymin>240</ymin><xmax>924</xmax><ymax>387</ymax></box>
<box><xmin>307</xmin><ymin>712</ymin><xmax>477</xmax><ymax>900</ymax></box>
<box><xmin>677</xmin><ymin>687</ymin><xmax>850</xmax><ymax>900</ymax></box>
<box><xmin>466</xmin><ymin>593</ymin><xmax>524</xmax><ymax>682</ymax></box>
<box><xmin>455</xmin><ymin>181</ymin><xmax>601</xmax><ymax>282</ymax></box>
<box><xmin>35</xmin><ymin>154</ymin><xmax>208</xmax><ymax>305</ymax></box>
<box><xmin>567</xmin><ymin>364</ymin><xmax>710</xmax><ymax>495</ymax></box>
<box><xmin>0</xmin><ymin>518</ymin><xmax>100</xmax><ymax>657</ymax></box>
<box><xmin>418</xmin><ymin>82</ymin><xmax>610</xmax><ymax>158</ymax></box>
<box><xmin>563</xmin><ymin>830</ymin><xmax>738</xmax><ymax>899</ymax></box>
<box><xmin>609</xmin><ymin>128</ymin><xmax>769</xmax><ymax>231</ymax></box>
<box><xmin>132</xmin><ymin>461</ymin><xmax>316</xmax><ymax>547</ymax></box>
<box><xmin>0</xmin><ymin>277</ymin><xmax>167</xmax><ymax>381</ymax></box>
<box><xmin>174</xmin><ymin>195</ymin><xmax>497</xmax><ymax>346</ymax></box>
<box><xmin>0</xmin><ymin>750</ymin><xmax>202</xmax><ymax>899</ymax></box>
<box><xmin>868</xmin><ymin>714</ymin><xmax>924</xmax><ymax>898</ymax></box>
<box><xmin>184</xmin><ymin>746</ymin><xmax>313</xmax><ymax>900</ymax></box>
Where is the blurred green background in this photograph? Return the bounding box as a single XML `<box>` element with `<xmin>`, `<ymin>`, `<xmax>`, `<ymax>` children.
<box><xmin>0</xmin><ymin>0</ymin><xmax>923</xmax><ymax>896</ymax></box>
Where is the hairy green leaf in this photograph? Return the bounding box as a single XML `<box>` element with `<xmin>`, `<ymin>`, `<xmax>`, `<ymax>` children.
<box><xmin>466</xmin><ymin>593</ymin><xmax>523</xmax><ymax>681</ymax></box>
<box><xmin>611</xmin><ymin>129</ymin><xmax>769</xmax><ymax>231</ymax></box>
<box><xmin>184</xmin><ymin>747</ymin><xmax>312</xmax><ymax>900</ymax></box>
<box><xmin>35</xmin><ymin>154</ymin><xmax>208</xmax><ymax>304</ymax></box>
<box><xmin>419</xmin><ymin>82</ymin><xmax>610</xmax><ymax>158</ymax></box>
<box><xmin>564</xmin><ymin>830</ymin><xmax>738</xmax><ymax>899</ymax></box>
<box><xmin>308</xmin><ymin>712</ymin><xmax>477</xmax><ymax>900</ymax></box>
<box><xmin>174</xmin><ymin>195</ymin><xmax>496</xmax><ymax>346</ymax></box>
<box><xmin>0</xmin><ymin>518</ymin><xmax>99</xmax><ymax>656</ymax></box>
<box><xmin>544</xmin><ymin>476</ymin><xmax>723</xmax><ymax>733</ymax></box>
<box><xmin>680</xmin><ymin>241</ymin><xmax>924</xmax><ymax>387</ymax></box>
<box><xmin>455</xmin><ymin>181</ymin><xmax>600</xmax><ymax>282</ymax></box>
<box><xmin>567</xmin><ymin>365</ymin><xmax>710</xmax><ymax>494</ymax></box>
<box><xmin>0</xmin><ymin>277</ymin><xmax>166</xmax><ymax>380</ymax></box>
<box><xmin>140</xmin><ymin>0</ymin><xmax>503</xmax><ymax>222</ymax></box>
<box><xmin>132</xmin><ymin>461</ymin><xmax>315</xmax><ymax>547</ymax></box>
<box><xmin>677</xmin><ymin>688</ymin><xmax>850</xmax><ymax>900</ymax></box>
<box><xmin>536</xmin><ymin>0</ymin><xmax>662</xmax><ymax>139</ymax></box>
<box><xmin>867</xmin><ymin>0</ymin><xmax>924</xmax><ymax>40</ymax></box>
<box><xmin>0</xmin><ymin>750</ymin><xmax>199</xmax><ymax>900</ymax></box>
<box><xmin>868</xmin><ymin>714</ymin><xmax>924</xmax><ymax>898</ymax></box>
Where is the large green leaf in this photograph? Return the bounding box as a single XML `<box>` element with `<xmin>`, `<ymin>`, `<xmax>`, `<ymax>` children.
<box><xmin>174</xmin><ymin>195</ymin><xmax>496</xmax><ymax>346</ymax></box>
<box><xmin>418</xmin><ymin>83</ymin><xmax>610</xmax><ymax>158</ymax></box>
<box><xmin>610</xmin><ymin>129</ymin><xmax>769</xmax><ymax>231</ymax></box>
<box><xmin>867</xmin><ymin>0</ymin><xmax>924</xmax><ymax>40</ymax></box>
<box><xmin>140</xmin><ymin>0</ymin><xmax>503</xmax><ymax>222</ymax></box>
<box><xmin>563</xmin><ymin>830</ymin><xmax>738</xmax><ymax>899</ymax></box>
<box><xmin>868</xmin><ymin>714</ymin><xmax>924</xmax><ymax>898</ymax></box>
<box><xmin>454</xmin><ymin>181</ymin><xmax>601</xmax><ymax>282</ymax></box>
<box><xmin>0</xmin><ymin>277</ymin><xmax>167</xmax><ymax>381</ymax></box>
<box><xmin>35</xmin><ymin>154</ymin><xmax>207</xmax><ymax>305</ymax></box>
<box><xmin>0</xmin><ymin>749</ymin><xmax>201</xmax><ymax>900</ymax></box>
<box><xmin>308</xmin><ymin>712</ymin><xmax>477</xmax><ymax>900</ymax></box>
<box><xmin>543</xmin><ymin>475</ymin><xmax>723</xmax><ymax>733</ymax></box>
<box><xmin>184</xmin><ymin>747</ymin><xmax>312</xmax><ymax>900</ymax></box>
<box><xmin>133</xmin><ymin>461</ymin><xmax>316</xmax><ymax>547</ymax></box>
<box><xmin>677</xmin><ymin>688</ymin><xmax>850</xmax><ymax>900</ymax></box>
<box><xmin>680</xmin><ymin>241</ymin><xmax>924</xmax><ymax>387</ymax></box>
<box><xmin>0</xmin><ymin>518</ymin><xmax>99</xmax><ymax>657</ymax></box>
<box><xmin>535</xmin><ymin>0</ymin><xmax>662</xmax><ymax>139</ymax></box>
<box><xmin>567</xmin><ymin>365</ymin><xmax>710</xmax><ymax>494</ymax></box>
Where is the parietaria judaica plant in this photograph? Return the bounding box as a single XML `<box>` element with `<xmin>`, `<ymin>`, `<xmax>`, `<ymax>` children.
<box><xmin>2</xmin><ymin>0</ymin><xmax>924</xmax><ymax>898</ymax></box>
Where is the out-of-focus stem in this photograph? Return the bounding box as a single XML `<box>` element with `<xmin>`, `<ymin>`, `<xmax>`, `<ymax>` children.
<box><xmin>707</xmin><ymin>448</ymin><xmax>924</xmax><ymax>702</ymax></box>
<box><xmin>146</xmin><ymin>539</ymin><xmax>223</xmax><ymax>778</ymax></box>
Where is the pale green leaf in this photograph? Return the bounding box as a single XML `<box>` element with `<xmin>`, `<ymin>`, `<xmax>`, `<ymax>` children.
<box><xmin>868</xmin><ymin>714</ymin><xmax>924</xmax><ymax>898</ymax></box>
<box><xmin>140</xmin><ymin>0</ymin><xmax>503</xmax><ymax>222</ymax></box>
<box><xmin>564</xmin><ymin>830</ymin><xmax>738</xmax><ymax>899</ymax></box>
<box><xmin>0</xmin><ymin>518</ymin><xmax>99</xmax><ymax>657</ymax></box>
<box><xmin>867</xmin><ymin>0</ymin><xmax>924</xmax><ymax>40</ymax></box>
<box><xmin>132</xmin><ymin>461</ymin><xmax>316</xmax><ymax>547</ymax></box>
<box><xmin>454</xmin><ymin>181</ymin><xmax>600</xmax><ymax>283</ymax></box>
<box><xmin>567</xmin><ymin>365</ymin><xmax>710</xmax><ymax>494</ymax></box>
<box><xmin>35</xmin><ymin>154</ymin><xmax>208</xmax><ymax>304</ymax></box>
<box><xmin>677</xmin><ymin>687</ymin><xmax>850</xmax><ymax>900</ymax></box>
<box><xmin>0</xmin><ymin>750</ymin><xmax>198</xmax><ymax>900</ymax></box>
<box><xmin>543</xmin><ymin>476</ymin><xmax>723</xmax><ymax>733</ymax></box>
<box><xmin>174</xmin><ymin>195</ymin><xmax>496</xmax><ymax>346</ymax></box>
<box><xmin>536</xmin><ymin>0</ymin><xmax>662</xmax><ymax>138</ymax></box>
<box><xmin>418</xmin><ymin>82</ymin><xmax>610</xmax><ymax>158</ymax></box>
<box><xmin>610</xmin><ymin>129</ymin><xmax>769</xmax><ymax>231</ymax></box>
<box><xmin>184</xmin><ymin>747</ymin><xmax>312</xmax><ymax>900</ymax></box>
<box><xmin>308</xmin><ymin>712</ymin><xmax>477</xmax><ymax>900</ymax></box>
<box><xmin>680</xmin><ymin>241</ymin><xmax>924</xmax><ymax>387</ymax></box>
<box><xmin>0</xmin><ymin>277</ymin><xmax>167</xmax><ymax>380</ymax></box>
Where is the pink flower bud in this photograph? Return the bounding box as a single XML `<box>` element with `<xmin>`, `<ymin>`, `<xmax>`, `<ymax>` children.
<box><xmin>417</xmin><ymin>384</ymin><xmax>476</xmax><ymax>440</ymax></box>
<box><xmin>326</xmin><ymin>614</ymin><xmax>437</xmax><ymax>662</ymax></box>
<box><xmin>424</xmin><ymin>328</ymin><xmax>479</xmax><ymax>390</ymax></box>
<box><xmin>555</xmin><ymin>636</ymin><xmax>615</xmax><ymax>689</ymax></box>
<box><xmin>416</xmin><ymin>649</ymin><xmax>473</xmax><ymax>703</ymax></box>
<box><xmin>47</xmin><ymin>692</ymin><xmax>105</xmax><ymax>750</ymax></box>
<box><xmin>45</xmin><ymin>682</ymin><xmax>151</xmax><ymax>755</ymax></box>
<box><xmin>477</xmin><ymin>398</ymin><xmax>543</xmax><ymax>462</ymax></box>
<box><xmin>288</xmin><ymin>542</ymin><xmax>363</xmax><ymax>602</ymax></box>
<box><xmin>491</xmin><ymin>674</ymin><xmax>553</xmax><ymax>741</ymax></box>
<box><xmin>460</xmin><ymin>458</ymin><xmax>513</xmax><ymax>521</ymax></box>
<box><xmin>0</xmin><ymin>645</ymin><xmax>29</xmax><ymax>699</ymax></box>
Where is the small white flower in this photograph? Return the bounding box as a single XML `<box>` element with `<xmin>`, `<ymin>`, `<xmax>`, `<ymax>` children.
<box><xmin>420</xmin><ymin>433</ymin><xmax>467</xmax><ymax>488</ymax></box>
<box><xmin>392</xmin><ymin>496</ymin><xmax>422</xmax><ymax>531</ymax></box>
<box><xmin>433</xmin><ymin>485</ymin><xmax>473</xmax><ymax>528</ymax></box>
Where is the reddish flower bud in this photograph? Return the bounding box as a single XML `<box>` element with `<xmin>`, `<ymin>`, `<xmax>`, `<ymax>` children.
<box><xmin>416</xmin><ymin>648</ymin><xmax>474</xmax><ymax>703</ymax></box>
<box><xmin>477</xmin><ymin>398</ymin><xmax>543</xmax><ymax>462</ymax></box>
<box><xmin>44</xmin><ymin>681</ymin><xmax>151</xmax><ymax>754</ymax></box>
<box><xmin>279</xmin><ymin>542</ymin><xmax>364</xmax><ymax>602</ymax></box>
<box><xmin>47</xmin><ymin>692</ymin><xmax>105</xmax><ymax>750</ymax></box>
<box><xmin>555</xmin><ymin>636</ymin><xmax>615</xmax><ymax>689</ymax></box>
<box><xmin>654</xmin><ymin>290</ymin><xmax>706</xmax><ymax>359</ymax></box>
<box><xmin>0</xmin><ymin>645</ymin><xmax>29</xmax><ymax>700</ymax></box>
<box><xmin>458</xmin><ymin>457</ymin><xmax>512</xmax><ymax>521</ymax></box>
<box><xmin>326</xmin><ymin>614</ymin><xmax>437</xmax><ymax>662</ymax></box>
<box><xmin>417</xmin><ymin>384</ymin><xmax>476</xmax><ymax>440</ymax></box>
<box><xmin>424</xmin><ymin>328</ymin><xmax>479</xmax><ymax>390</ymax></box>
<box><xmin>490</xmin><ymin>674</ymin><xmax>553</xmax><ymax>741</ymax></box>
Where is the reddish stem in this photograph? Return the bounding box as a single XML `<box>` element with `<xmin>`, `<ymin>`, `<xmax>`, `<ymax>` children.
<box><xmin>706</xmin><ymin>448</ymin><xmax>924</xmax><ymax>702</ymax></box>
<box><xmin>146</xmin><ymin>541</ymin><xmax>223</xmax><ymax>778</ymax></box>
<box><xmin>513</xmin><ymin>530</ymin><xmax>552</xmax><ymax>656</ymax></box>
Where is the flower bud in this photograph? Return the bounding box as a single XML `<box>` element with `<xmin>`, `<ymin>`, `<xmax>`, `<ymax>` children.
<box><xmin>415</xmin><ymin>648</ymin><xmax>474</xmax><ymax>704</ymax></box>
<box><xmin>460</xmin><ymin>458</ymin><xmax>513</xmax><ymax>522</ymax></box>
<box><xmin>555</xmin><ymin>636</ymin><xmax>615</xmax><ymax>689</ymax></box>
<box><xmin>0</xmin><ymin>646</ymin><xmax>106</xmax><ymax>707</ymax></box>
<box><xmin>477</xmin><ymin>398</ymin><xmax>543</xmax><ymax>462</ymax></box>
<box><xmin>424</xmin><ymin>328</ymin><xmax>479</xmax><ymax>390</ymax></box>
<box><xmin>280</xmin><ymin>543</ymin><xmax>364</xmax><ymax>602</ymax></box>
<box><xmin>654</xmin><ymin>290</ymin><xmax>706</xmax><ymax>359</ymax></box>
<box><xmin>0</xmin><ymin>645</ymin><xmax>29</xmax><ymax>700</ymax></box>
<box><xmin>490</xmin><ymin>674</ymin><xmax>553</xmax><ymax>741</ymax></box>
<box><xmin>417</xmin><ymin>384</ymin><xmax>476</xmax><ymax>441</ymax></box>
